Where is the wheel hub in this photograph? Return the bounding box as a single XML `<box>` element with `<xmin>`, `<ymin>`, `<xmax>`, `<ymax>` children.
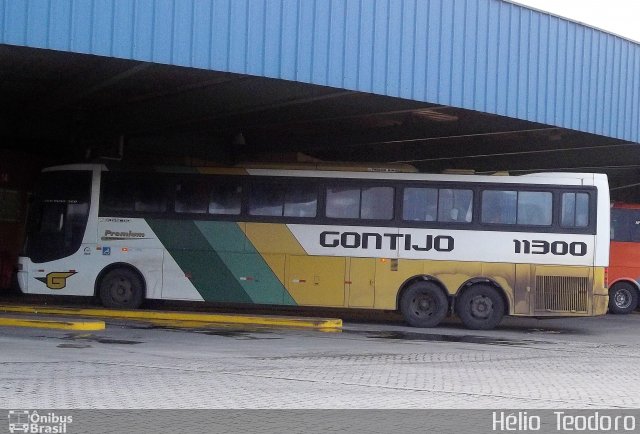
<box><xmin>413</xmin><ymin>295</ymin><xmax>436</xmax><ymax>316</ymax></box>
<box><xmin>470</xmin><ymin>295</ymin><xmax>493</xmax><ymax>319</ymax></box>
<box><xmin>110</xmin><ymin>279</ymin><xmax>132</xmax><ymax>302</ymax></box>
<box><xmin>615</xmin><ymin>289</ymin><xmax>632</xmax><ymax>309</ymax></box>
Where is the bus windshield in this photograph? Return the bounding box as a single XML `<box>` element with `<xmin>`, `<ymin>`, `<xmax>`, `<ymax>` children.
<box><xmin>24</xmin><ymin>170</ymin><xmax>92</xmax><ymax>263</ymax></box>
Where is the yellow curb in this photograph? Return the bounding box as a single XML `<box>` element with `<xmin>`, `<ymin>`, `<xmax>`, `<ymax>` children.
<box><xmin>0</xmin><ymin>305</ymin><xmax>342</xmax><ymax>329</ymax></box>
<box><xmin>0</xmin><ymin>316</ymin><xmax>105</xmax><ymax>331</ymax></box>
<box><xmin>138</xmin><ymin>318</ymin><xmax>342</xmax><ymax>332</ymax></box>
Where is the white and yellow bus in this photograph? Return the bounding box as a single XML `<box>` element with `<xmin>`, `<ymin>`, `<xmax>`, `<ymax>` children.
<box><xmin>17</xmin><ymin>163</ymin><xmax>609</xmax><ymax>329</ymax></box>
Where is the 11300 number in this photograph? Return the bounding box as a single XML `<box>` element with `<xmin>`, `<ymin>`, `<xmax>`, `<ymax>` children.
<box><xmin>513</xmin><ymin>240</ymin><xmax>587</xmax><ymax>256</ymax></box>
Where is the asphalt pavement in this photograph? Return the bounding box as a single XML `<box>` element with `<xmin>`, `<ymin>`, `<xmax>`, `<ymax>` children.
<box><xmin>2</xmin><ymin>301</ymin><xmax>639</xmax><ymax>409</ymax></box>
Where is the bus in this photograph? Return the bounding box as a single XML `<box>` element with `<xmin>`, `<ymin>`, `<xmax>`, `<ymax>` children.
<box><xmin>17</xmin><ymin>163</ymin><xmax>610</xmax><ymax>330</ymax></box>
<box><xmin>608</xmin><ymin>202</ymin><xmax>640</xmax><ymax>314</ymax></box>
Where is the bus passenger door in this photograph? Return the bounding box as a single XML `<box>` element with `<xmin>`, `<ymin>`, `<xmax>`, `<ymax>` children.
<box><xmin>347</xmin><ymin>258</ymin><xmax>375</xmax><ymax>307</ymax></box>
<box><xmin>286</xmin><ymin>255</ymin><xmax>346</xmax><ymax>307</ymax></box>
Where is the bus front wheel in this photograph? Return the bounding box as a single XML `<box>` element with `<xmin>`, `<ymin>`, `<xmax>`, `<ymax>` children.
<box><xmin>608</xmin><ymin>282</ymin><xmax>639</xmax><ymax>314</ymax></box>
<box><xmin>456</xmin><ymin>284</ymin><xmax>504</xmax><ymax>330</ymax></box>
<box><xmin>400</xmin><ymin>281</ymin><xmax>449</xmax><ymax>328</ymax></box>
<box><xmin>98</xmin><ymin>268</ymin><xmax>144</xmax><ymax>309</ymax></box>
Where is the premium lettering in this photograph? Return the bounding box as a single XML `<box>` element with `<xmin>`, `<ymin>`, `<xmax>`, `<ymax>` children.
<box><xmin>103</xmin><ymin>229</ymin><xmax>145</xmax><ymax>239</ymax></box>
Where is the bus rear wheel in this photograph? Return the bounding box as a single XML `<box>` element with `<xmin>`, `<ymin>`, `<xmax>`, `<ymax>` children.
<box><xmin>456</xmin><ymin>284</ymin><xmax>504</xmax><ymax>330</ymax></box>
<box><xmin>98</xmin><ymin>268</ymin><xmax>144</xmax><ymax>309</ymax></box>
<box><xmin>400</xmin><ymin>281</ymin><xmax>448</xmax><ymax>328</ymax></box>
<box><xmin>609</xmin><ymin>282</ymin><xmax>639</xmax><ymax>314</ymax></box>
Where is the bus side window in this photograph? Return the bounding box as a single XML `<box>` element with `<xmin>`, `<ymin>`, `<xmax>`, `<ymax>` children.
<box><xmin>439</xmin><ymin>189</ymin><xmax>473</xmax><ymax>223</ymax></box>
<box><xmin>209</xmin><ymin>183</ymin><xmax>242</xmax><ymax>215</ymax></box>
<box><xmin>175</xmin><ymin>180</ymin><xmax>208</xmax><ymax>214</ymax></box>
<box><xmin>326</xmin><ymin>187</ymin><xmax>360</xmax><ymax>219</ymax></box>
<box><xmin>575</xmin><ymin>193</ymin><xmax>589</xmax><ymax>227</ymax></box>
<box><xmin>101</xmin><ymin>176</ymin><xmax>134</xmax><ymax>213</ymax></box>
<box><xmin>361</xmin><ymin>186</ymin><xmax>393</xmax><ymax>220</ymax></box>
<box><xmin>481</xmin><ymin>190</ymin><xmax>516</xmax><ymax>224</ymax></box>
<box><xmin>630</xmin><ymin>211</ymin><xmax>640</xmax><ymax>242</ymax></box>
<box><xmin>517</xmin><ymin>191</ymin><xmax>552</xmax><ymax>226</ymax></box>
<box><xmin>284</xmin><ymin>184</ymin><xmax>317</xmax><ymax>217</ymax></box>
<box><xmin>249</xmin><ymin>183</ymin><xmax>284</xmax><ymax>216</ymax></box>
<box><xmin>561</xmin><ymin>192</ymin><xmax>589</xmax><ymax>227</ymax></box>
<box><xmin>134</xmin><ymin>181</ymin><xmax>168</xmax><ymax>213</ymax></box>
<box><xmin>402</xmin><ymin>187</ymin><xmax>437</xmax><ymax>222</ymax></box>
<box><xmin>327</xmin><ymin>186</ymin><xmax>393</xmax><ymax>220</ymax></box>
<box><xmin>611</xmin><ymin>209</ymin><xmax>630</xmax><ymax>241</ymax></box>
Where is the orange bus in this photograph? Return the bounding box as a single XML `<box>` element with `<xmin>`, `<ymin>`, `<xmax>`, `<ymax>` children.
<box><xmin>609</xmin><ymin>202</ymin><xmax>640</xmax><ymax>314</ymax></box>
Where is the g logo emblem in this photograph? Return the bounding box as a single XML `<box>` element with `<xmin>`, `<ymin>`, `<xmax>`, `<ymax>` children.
<box><xmin>36</xmin><ymin>272</ymin><xmax>77</xmax><ymax>290</ymax></box>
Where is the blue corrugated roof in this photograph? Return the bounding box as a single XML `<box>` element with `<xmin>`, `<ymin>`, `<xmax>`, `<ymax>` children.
<box><xmin>1</xmin><ymin>0</ymin><xmax>638</xmax><ymax>144</ymax></box>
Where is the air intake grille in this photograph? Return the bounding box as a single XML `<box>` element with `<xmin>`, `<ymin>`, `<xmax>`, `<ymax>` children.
<box><xmin>535</xmin><ymin>276</ymin><xmax>589</xmax><ymax>313</ymax></box>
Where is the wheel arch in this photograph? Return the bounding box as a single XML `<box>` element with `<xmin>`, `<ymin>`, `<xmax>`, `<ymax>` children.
<box><xmin>609</xmin><ymin>278</ymin><xmax>640</xmax><ymax>294</ymax></box>
<box><xmin>455</xmin><ymin>277</ymin><xmax>510</xmax><ymax>315</ymax></box>
<box><xmin>94</xmin><ymin>262</ymin><xmax>147</xmax><ymax>298</ymax></box>
<box><xmin>396</xmin><ymin>275</ymin><xmax>449</xmax><ymax>311</ymax></box>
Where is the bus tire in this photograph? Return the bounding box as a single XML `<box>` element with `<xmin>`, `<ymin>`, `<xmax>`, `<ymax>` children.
<box><xmin>456</xmin><ymin>284</ymin><xmax>504</xmax><ymax>330</ymax></box>
<box><xmin>98</xmin><ymin>268</ymin><xmax>144</xmax><ymax>309</ymax></box>
<box><xmin>608</xmin><ymin>282</ymin><xmax>639</xmax><ymax>315</ymax></box>
<box><xmin>400</xmin><ymin>281</ymin><xmax>448</xmax><ymax>328</ymax></box>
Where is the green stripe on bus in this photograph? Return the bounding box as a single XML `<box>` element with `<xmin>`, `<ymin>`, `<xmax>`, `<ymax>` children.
<box><xmin>194</xmin><ymin>221</ymin><xmax>296</xmax><ymax>305</ymax></box>
<box><xmin>146</xmin><ymin>219</ymin><xmax>253</xmax><ymax>304</ymax></box>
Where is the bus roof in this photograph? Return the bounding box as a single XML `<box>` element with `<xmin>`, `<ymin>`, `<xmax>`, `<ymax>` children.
<box><xmin>236</xmin><ymin>161</ymin><xmax>419</xmax><ymax>173</ymax></box>
<box><xmin>42</xmin><ymin>163</ymin><xmax>606</xmax><ymax>186</ymax></box>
